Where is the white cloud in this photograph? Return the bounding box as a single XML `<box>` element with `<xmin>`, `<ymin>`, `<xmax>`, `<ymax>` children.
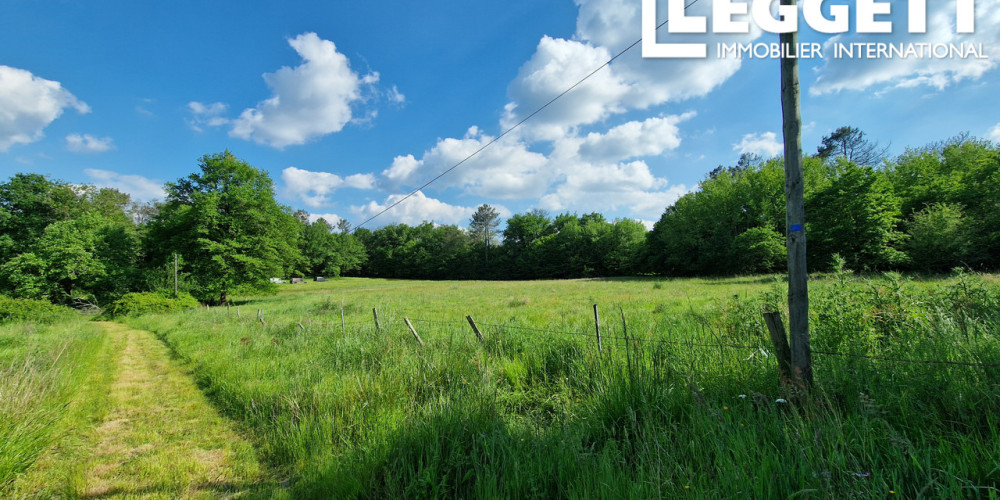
<box><xmin>989</xmin><ymin>123</ymin><xmax>1000</xmax><ymax>142</ymax></box>
<box><xmin>810</xmin><ymin>0</ymin><xmax>1000</xmax><ymax>95</ymax></box>
<box><xmin>351</xmin><ymin>191</ymin><xmax>510</xmax><ymax>227</ymax></box>
<box><xmin>230</xmin><ymin>32</ymin><xmax>380</xmax><ymax>148</ymax></box>
<box><xmin>364</xmin><ymin>0</ymin><xmax>752</xmax><ymax>225</ymax></box>
<box><xmin>501</xmin><ymin>0</ymin><xmax>760</xmax><ymax>143</ymax></box>
<box><xmin>66</xmin><ymin>133</ymin><xmax>115</xmax><ymax>153</ymax></box>
<box><xmin>187</xmin><ymin>101</ymin><xmax>229</xmax><ymax>131</ymax></box>
<box><xmin>502</xmin><ymin>36</ymin><xmax>630</xmax><ymax>141</ymax></box>
<box><xmin>307</xmin><ymin>213</ymin><xmax>345</xmax><ymax>226</ymax></box>
<box><xmin>537</xmin><ymin>159</ymin><xmax>690</xmax><ymax>220</ymax></box>
<box><xmin>388</xmin><ymin>85</ymin><xmax>406</xmax><ymax>104</ymax></box>
<box><xmin>83</xmin><ymin>169</ymin><xmax>166</xmax><ymax>201</ymax></box>
<box><xmin>576</xmin><ymin>112</ymin><xmax>695</xmax><ymax>162</ymax></box>
<box><xmin>381</xmin><ymin>127</ymin><xmax>550</xmax><ymax>199</ymax></box>
<box><xmin>0</xmin><ymin>65</ymin><xmax>90</xmax><ymax>152</ymax></box>
<box><xmin>734</xmin><ymin>132</ymin><xmax>783</xmax><ymax>157</ymax></box>
<box><xmin>281</xmin><ymin>166</ymin><xmax>374</xmax><ymax>208</ymax></box>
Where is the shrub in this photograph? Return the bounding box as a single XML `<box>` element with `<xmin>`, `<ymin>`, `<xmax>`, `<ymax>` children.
<box><xmin>104</xmin><ymin>292</ymin><xmax>200</xmax><ymax>317</ymax></box>
<box><xmin>0</xmin><ymin>295</ymin><xmax>74</xmax><ymax>324</ymax></box>
<box><xmin>905</xmin><ymin>202</ymin><xmax>970</xmax><ymax>271</ymax></box>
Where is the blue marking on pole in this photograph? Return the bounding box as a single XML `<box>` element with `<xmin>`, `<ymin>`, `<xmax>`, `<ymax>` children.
<box><xmin>790</xmin><ymin>224</ymin><xmax>803</xmax><ymax>232</ymax></box>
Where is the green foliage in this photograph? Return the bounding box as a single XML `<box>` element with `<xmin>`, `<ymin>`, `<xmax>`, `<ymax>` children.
<box><xmin>0</xmin><ymin>295</ymin><xmax>75</xmax><ymax>324</ymax></box>
<box><xmin>815</xmin><ymin>125</ymin><xmax>887</xmax><ymax>166</ymax></box>
<box><xmin>887</xmin><ymin>137</ymin><xmax>1000</xmax><ymax>268</ymax></box>
<box><xmin>806</xmin><ymin>161</ymin><xmax>907</xmax><ymax>271</ymax></box>
<box><xmin>645</xmin><ymin>158</ymin><xmax>789</xmax><ymax>275</ymax></box>
<box><xmin>104</xmin><ymin>292</ymin><xmax>200</xmax><ymax>318</ymax></box>
<box><xmin>0</xmin><ymin>174</ymin><xmax>143</xmax><ymax>305</ymax></box>
<box><xmin>732</xmin><ymin>226</ymin><xmax>786</xmax><ymax>274</ymax></box>
<box><xmin>468</xmin><ymin>204</ymin><xmax>501</xmax><ymax>246</ymax></box>
<box><xmin>905</xmin><ymin>203</ymin><xmax>970</xmax><ymax>271</ymax></box>
<box><xmin>300</xmin><ymin>218</ymin><xmax>367</xmax><ymax>278</ymax></box>
<box><xmin>146</xmin><ymin>151</ymin><xmax>301</xmax><ymax>303</ymax></box>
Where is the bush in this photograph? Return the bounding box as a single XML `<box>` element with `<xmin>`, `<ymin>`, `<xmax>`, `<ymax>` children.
<box><xmin>104</xmin><ymin>292</ymin><xmax>200</xmax><ymax>317</ymax></box>
<box><xmin>905</xmin><ymin>202</ymin><xmax>970</xmax><ymax>271</ymax></box>
<box><xmin>0</xmin><ymin>295</ymin><xmax>74</xmax><ymax>324</ymax></box>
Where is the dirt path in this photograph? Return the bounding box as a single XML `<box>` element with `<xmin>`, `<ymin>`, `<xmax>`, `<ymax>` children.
<box><xmin>11</xmin><ymin>322</ymin><xmax>284</xmax><ymax>499</ymax></box>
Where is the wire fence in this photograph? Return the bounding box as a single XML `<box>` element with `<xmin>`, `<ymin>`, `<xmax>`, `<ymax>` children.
<box><xmin>206</xmin><ymin>303</ymin><xmax>1000</xmax><ymax>370</ymax></box>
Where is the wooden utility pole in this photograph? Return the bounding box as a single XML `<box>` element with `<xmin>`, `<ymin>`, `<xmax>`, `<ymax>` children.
<box><xmin>779</xmin><ymin>0</ymin><xmax>812</xmax><ymax>388</ymax></box>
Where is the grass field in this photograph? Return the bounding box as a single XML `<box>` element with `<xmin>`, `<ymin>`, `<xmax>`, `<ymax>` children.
<box><xmin>114</xmin><ymin>272</ymin><xmax>1000</xmax><ymax>498</ymax></box>
<box><xmin>0</xmin><ymin>318</ymin><xmax>107</xmax><ymax>491</ymax></box>
<box><xmin>4</xmin><ymin>272</ymin><xmax>999</xmax><ymax>498</ymax></box>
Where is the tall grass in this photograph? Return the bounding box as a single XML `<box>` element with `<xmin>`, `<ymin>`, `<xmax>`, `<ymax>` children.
<box><xmin>0</xmin><ymin>319</ymin><xmax>105</xmax><ymax>490</ymax></box>
<box><xmin>125</xmin><ymin>273</ymin><xmax>1000</xmax><ymax>498</ymax></box>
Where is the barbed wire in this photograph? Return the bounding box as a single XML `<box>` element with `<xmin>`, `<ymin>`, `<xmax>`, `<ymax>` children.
<box><xmin>223</xmin><ymin>308</ymin><xmax>1000</xmax><ymax>369</ymax></box>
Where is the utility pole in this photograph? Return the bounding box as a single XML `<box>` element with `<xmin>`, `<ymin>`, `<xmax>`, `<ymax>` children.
<box><xmin>779</xmin><ymin>0</ymin><xmax>812</xmax><ymax>388</ymax></box>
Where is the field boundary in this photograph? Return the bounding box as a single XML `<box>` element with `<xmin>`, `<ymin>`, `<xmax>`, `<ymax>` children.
<box><xmin>204</xmin><ymin>303</ymin><xmax>1000</xmax><ymax>370</ymax></box>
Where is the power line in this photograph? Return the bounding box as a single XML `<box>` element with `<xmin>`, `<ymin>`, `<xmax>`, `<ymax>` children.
<box><xmin>354</xmin><ymin>0</ymin><xmax>702</xmax><ymax>230</ymax></box>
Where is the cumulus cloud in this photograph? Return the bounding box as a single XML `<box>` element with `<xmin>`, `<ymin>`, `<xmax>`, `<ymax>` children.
<box><xmin>66</xmin><ymin>133</ymin><xmax>115</xmax><ymax>153</ymax></box>
<box><xmin>367</xmin><ymin>0</ymin><xmax>753</xmax><ymax>225</ymax></box>
<box><xmin>187</xmin><ymin>101</ymin><xmax>229</xmax><ymax>132</ymax></box>
<box><xmin>989</xmin><ymin>123</ymin><xmax>1000</xmax><ymax>142</ymax></box>
<box><xmin>502</xmin><ymin>36</ymin><xmax>630</xmax><ymax>141</ymax></box>
<box><xmin>281</xmin><ymin>166</ymin><xmax>375</xmax><ymax>208</ymax></box>
<box><xmin>83</xmin><ymin>169</ymin><xmax>166</xmax><ymax>202</ymax></box>
<box><xmin>0</xmin><ymin>65</ymin><xmax>90</xmax><ymax>152</ymax></box>
<box><xmin>351</xmin><ymin>191</ymin><xmax>511</xmax><ymax>227</ymax></box>
<box><xmin>382</xmin><ymin>127</ymin><xmax>550</xmax><ymax>199</ymax></box>
<box><xmin>307</xmin><ymin>213</ymin><xmax>345</xmax><ymax>226</ymax></box>
<box><xmin>230</xmin><ymin>33</ymin><xmax>381</xmax><ymax>148</ymax></box>
<box><xmin>501</xmin><ymin>0</ymin><xmax>760</xmax><ymax>142</ymax></box>
<box><xmin>734</xmin><ymin>131</ymin><xmax>783</xmax><ymax>157</ymax></box>
<box><xmin>575</xmin><ymin>112</ymin><xmax>695</xmax><ymax>162</ymax></box>
<box><xmin>537</xmin><ymin>159</ymin><xmax>690</xmax><ymax>220</ymax></box>
<box><xmin>810</xmin><ymin>0</ymin><xmax>1000</xmax><ymax>95</ymax></box>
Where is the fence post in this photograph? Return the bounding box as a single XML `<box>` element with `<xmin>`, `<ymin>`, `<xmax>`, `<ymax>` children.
<box><xmin>341</xmin><ymin>304</ymin><xmax>345</xmax><ymax>331</ymax></box>
<box><xmin>466</xmin><ymin>315</ymin><xmax>484</xmax><ymax>343</ymax></box>
<box><xmin>236</xmin><ymin>306</ymin><xmax>240</xmax><ymax>319</ymax></box>
<box><xmin>593</xmin><ymin>304</ymin><xmax>602</xmax><ymax>352</ymax></box>
<box><xmin>763</xmin><ymin>311</ymin><xmax>792</xmax><ymax>384</ymax></box>
<box><xmin>404</xmin><ymin>317</ymin><xmax>424</xmax><ymax>346</ymax></box>
<box><xmin>373</xmin><ymin>308</ymin><xmax>381</xmax><ymax>332</ymax></box>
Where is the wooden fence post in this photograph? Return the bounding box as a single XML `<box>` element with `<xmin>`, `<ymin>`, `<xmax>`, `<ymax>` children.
<box><xmin>593</xmin><ymin>304</ymin><xmax>602</xmax><ymax>352</ymax></box>
<box><xmin>466</xmin><ymin>315</ymin><xmax>484</xmax><ymax>343</ymax></box>
<box><xmin>404</xmin><ymin>317</ymin><xmax>424</xmax><ymax>346</ymax></box>
<box><xmin>341</xmin><ymin>304</ymin><xmax>345</xmax><ymax>331</ymax></box>
<box><xmin>373</xmin><ymin>308</ymin><xmax>381</xmax><ymax>331</ymax></box>
<box><xmin>763</xmin><ymin>311</ymin><xmax>792</xmax><ymax>384</ymax></box>
<box><xmin>236</xmin><ymin>306</ymin><xmax>240</xmax><ymax>319</ymax></box>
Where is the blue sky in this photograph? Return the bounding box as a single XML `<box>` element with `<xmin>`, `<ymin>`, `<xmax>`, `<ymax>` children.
<box><xmin>2</xmin><ymin>0</ymin><xmax>998</xmax><ymax>229</ymax></box>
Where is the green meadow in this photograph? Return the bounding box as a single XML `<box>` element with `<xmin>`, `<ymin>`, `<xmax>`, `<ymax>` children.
<box><xmin>125</xmin><ymin>272</ymin><xmax>999</xmax><ymax>498</ymax></box>
<box><xmin>3</xmin><ymin>272</ymin><xmax>1000</xmax><ymax>498</ymax></box>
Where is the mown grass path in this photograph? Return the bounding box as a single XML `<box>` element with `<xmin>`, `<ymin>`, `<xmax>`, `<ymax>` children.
<box><xmin>10</xmin><ymin>322</ymin><xmax>284</xmax><ymax>499</ymax></box>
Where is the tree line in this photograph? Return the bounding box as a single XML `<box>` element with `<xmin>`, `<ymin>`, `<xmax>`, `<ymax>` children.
<box><xmin>1</xmin><ymin>130</ymin><xmax>997</xmax><ymax>306</ymax></box>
